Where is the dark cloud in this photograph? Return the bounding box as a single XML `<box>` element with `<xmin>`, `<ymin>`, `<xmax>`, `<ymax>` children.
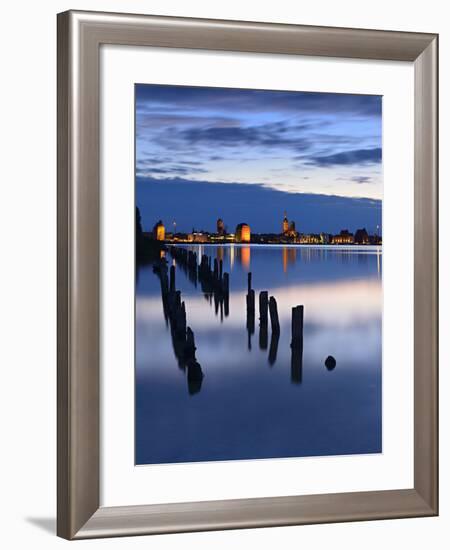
<box><xmin>137</xmin><ymin>163</ymin><xmax>208</xmax><ymax>177</ymax></box>
<box><xmin>136</xmin><ymin>84</ymin><xmax>382</xmax><ymax>118</ymax></box>
<box><xmin>179</xmin><ymin>124</ymin><xmax>311</xmax><ymax>151</ymax></box>
<box><xmin>351</xmin><ymin>176</ymin><xmax>373</xmax><ymax>184</ymax></box>
<box><xmin>305</xmin><ymin>148</ymin><xmax>382</xmax><ymax>167</ymax></box>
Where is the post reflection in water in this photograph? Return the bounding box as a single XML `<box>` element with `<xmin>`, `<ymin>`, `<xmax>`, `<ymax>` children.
<box><xmin>291</xmin><ymin>345</ymin><xmax>303</xmax><ymax>384</ymax></box>
<box><xmin>290</xmin><ymin>305</ymin><xmax>304</xmax><ymax>384</ymax></box>
<box><xmin>152</xmin><ymin>259</ymin><xmax>204</xmax><ymax>397</ymax></box>
<box><xmin>136</xmin><ymin>244</ymin><xmax>382</xmax><ymax>465</ymax></box>
<box><xmin>268</xmin><ymin>330</ymin><xmax>279</xmax><ymax>366</ymax></box>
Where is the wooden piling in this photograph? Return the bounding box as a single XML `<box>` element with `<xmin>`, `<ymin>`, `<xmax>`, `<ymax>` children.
<box><xmin>223</xmin><ymin>272</ymin><xmax>229</xmax><ymax>294</ymax></box>
<box><xmin>160</xmin><ymin>266</ymin><xmax>169</xmax><ymax>295</ymax></box>
<box><xmin>291</xmin><ymin>305</ymin><xmax>304</xmax><ymax>347</ymax></box>
<box><xmin>269</xmin><ymin>296</ymin><xmax>280</xmax><ymax>334</ymax></box>
<box><xmin>291</xmin><ymin>345</ymin><xmax>303</xmax><ymax>384</ymax></box>
<box><xmin>169</xmin><ymin>265</ymin><xmax>176</xmax><ymax>292</ymax></box>
<box><xmin>259</xmin><ymin>323</ymin><xmax>268</xmax><ymax>350</ymax></box>
<box><xmin>247</xmin><ymin>288</ymin><xmax>255</xmax><ymax>312</ymax></box>
<box><xmin>167</xmin><ymin>290</ymin><xmax>175</xmax><ymax>312</ymax></box>
<box><xmin>268</xmin><ymin>331</ymin><xmax>279</xmax><ymax>366</ymax></box>
<box><xmin>219</xmin><ymin>259</ymin><xmax>223</xmax><ymax>280</ymax></box>
<box><xmin>175</xmin><ymin>290</ymin><xmax>181</xmax><ymax>310</ymax></box>
<box><xmin>185</xmin><ymin>327</ymin><xmax>196</xmax><ymax>360</ymax></box>
<box><xmin>259</xmin><ymin>291</ymin><xmax>268</xmax><ymax>324</ymax></box>
<box><xmin>247</xmin><ymin>272</ymin><xmax>252</xmax><ymax>293</ymax></box>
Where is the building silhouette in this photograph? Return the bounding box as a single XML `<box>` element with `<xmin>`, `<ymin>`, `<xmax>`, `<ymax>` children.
<box><xmin>216</xmin><ymin>218</ymin><xmax>225</xmax><ymax>236</ymax></box>
<box><xmin>354</xmin><ymin>228</ymin><xmax>369</xmax><ymax>244</ymax></box>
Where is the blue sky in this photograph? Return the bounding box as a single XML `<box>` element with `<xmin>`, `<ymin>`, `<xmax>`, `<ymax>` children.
<box><xmin>135</xmin><ymin>84</ymin><xmax>382</xmax><ymax>234</ymax></box>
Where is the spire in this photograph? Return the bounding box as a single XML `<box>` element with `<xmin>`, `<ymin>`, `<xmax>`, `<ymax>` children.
<box><xmin>282</xmin><ymin>211</ymin><xmax>289</xmax><ymax>234</ymax></box>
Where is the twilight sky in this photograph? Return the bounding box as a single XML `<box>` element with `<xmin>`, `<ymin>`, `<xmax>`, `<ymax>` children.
<box><xmin>135</xmin><ymin>84</ymin><xmax>382</xmax><ymax>234</ymax></box>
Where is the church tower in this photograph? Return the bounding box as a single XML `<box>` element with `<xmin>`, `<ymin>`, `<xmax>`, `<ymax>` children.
<box><xmin>282</xmin><ymin>211</ymin><xmax>289</xmax><ymax>234</ymax></box>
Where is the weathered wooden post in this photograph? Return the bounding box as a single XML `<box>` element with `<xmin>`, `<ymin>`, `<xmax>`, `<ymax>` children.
<box><xmin>259</xmin><ymin>291</ymin><xmax>268</xmax><ymax>325</ymax></box>
<box><xmin>290</xmin><ymin>306</ymin><xmax>304</xmax><ymax>384</ymax></box>
<box><xmin>259</xmin><ymin>323</ymin><xmax>268</xmax><ymax>350</ymax></box>
<box><xmin>291</xmin><ymin>345</ymin><xmax>303</xmax><ymax>384</ymax></box>
<box><xmin>167</xmin><ymin>289</ymin><xmax>175</xmax><ymax>313</ymax></box>
<box><xmin>169</xmin><ymin>265</ymin><xmax>176</xmax><ymax>292</ymax></box>
<box><xmin>223</xmin><ymin>272</ymin><xmax>230</xmax><ymax>317</ymax></box>
<box><xmin>269</xmin><ymin>296</ymin><xmax>280</xmax><ymax>334</ymax></box>
<box><xmin>219</xmin><ymin>259</ymin><xmax>223</xmax><ymax>281</ymax></box>
<box><xmin>160</xmin><ymin>265</ymin><xmax>169</xmax><ymax>295</ymax></box>
<box><xmin>246</xmin><ymin>284</ymin><xmax>255</xmax><ymax>350</ymax></box>
<box><xmin>184</xmin><ymin>327</ymin><xmax>196</xmax><ymax>360</ymax></box>
<box><xmin>175</xmin><ymin>290</ymin><xmax>182</xmax><ymax>310</ymax></box>
<box><xmin>213</xmin><ymin>258</ymin><xmax>219</xmax><ymax>280</ymax></box>
<box><xmin>224</xmin><ymin>295</ymin><xmax>229</xmax><ymax>317</ymax></box>
<box><xmin>268</xmin><ymin>331</ymin><xmax>279</xmax><ymax>366</ymax></box>
<box><xmin>223</xmin><ymin>272</ymin><xmax>229</xmax><ymax>294</ymax></box>
<box><xmin>176</xmin><ymin>301</ymin><xmax>186</xmax><ymax>337</ymax></box>
<box><xmin>247</xmin><ymin>272</ymin><xmax>252</xmax><ymax>294</ymax></box>
<box><xmin>291</xmin><ymin>305</ymin><xmax>304</xmax><ymax>348</ymax></box>
<box><xmin>187</xmin><ymin>360</ymin><xmax>204</xmax><ymax>395</ymax></box>
<box><xmin>246</xmin><ymin>288</ymin><xmax>255</xmax><ymax>312</ymax></box>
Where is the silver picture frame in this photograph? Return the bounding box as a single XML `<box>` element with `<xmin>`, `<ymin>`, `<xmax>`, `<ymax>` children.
<box><xmin>57</xmin><ymin>10</ymin><xmax>438</xmax><ymax>539</ymax></box>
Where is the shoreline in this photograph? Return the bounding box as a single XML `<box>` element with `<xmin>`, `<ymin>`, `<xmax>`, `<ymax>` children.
<box><xmin>163</xmin><ymin>242</ymin><xmax>382</xmax><ymax>251</ymax></box>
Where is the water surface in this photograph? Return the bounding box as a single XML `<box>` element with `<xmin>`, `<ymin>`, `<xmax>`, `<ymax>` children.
<box><xmin>136</xmin><ymin>244</ymin><xmax>382</xmax><ymax>465</ymax></box>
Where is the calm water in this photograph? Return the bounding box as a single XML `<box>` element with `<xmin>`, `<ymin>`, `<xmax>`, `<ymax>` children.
<box><xmin>136</xmin><ymin>244</ymin><xmax>382</xmax><ymax>465</ymax></box>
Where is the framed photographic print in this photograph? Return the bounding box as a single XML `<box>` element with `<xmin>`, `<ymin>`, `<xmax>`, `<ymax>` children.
<box><xmin>57</xmin><ymin>10</ymin><xmax>438</xmax><ymax>540</ymax></box>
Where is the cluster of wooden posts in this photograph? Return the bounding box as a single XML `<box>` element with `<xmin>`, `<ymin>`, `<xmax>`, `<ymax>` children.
<box><xmin>168</xmin><ymin>246</ymin><xmax>198</xmax><ymax>286</ymax></box>
<box><xmin>169</xmin><ymin>246</ymin><xmax>230</xmax><ymax>320</ymax></box>
<box><xmin>154</xmin><ymin>247</ymin><xmax>333</xmax><ymax>390</ymax></box>
<box><xmin>152</xmin><ymin>259</ymin><xmax>204</xmax><ymax>394</ymax></box>
<box><xmin>246</xmin><ymin>272</ymin><xmax>304</xmax><ymax>379</ymax></box>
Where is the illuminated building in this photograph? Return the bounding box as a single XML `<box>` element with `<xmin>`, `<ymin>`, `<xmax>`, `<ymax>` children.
<box><xmin>153</xmin><ymin>220</ymin><xmax>165</xmax><ymax>241</ymax></box>
<box><xmin>299</xmin><ymin>233</ymin><xmax>321</xmax><ymax>244</ymax></box>
<box><xmin>331</xmin><ymin>229</ymin><xmax>354</xmax><ymax>244</ymax></box>
<box><xmin>282</xmin><ymin>211</ymin><xmax>289</xmax><ymax>234</ymax></box>
<box><xmin>187</xmin><ymin>232</ymin><xmax>208</xmax><ymax>243</ymax></box>
<box><xmin>320</xmin><ymin>232</ymin><xmax>330</xmax><ymax>244</ymax></box>
<box><xmin>235</xmin><ymin>223</ymin><xmax>251</xmax><ymax>243</ymax></box>
<box><xmin>216</xmin><ymin>218</ymin><xmax>225</xmax><ymax>236</ymax></box>
<box><xmin>281</xmin><ymin>212</ymin><xmax>298</xmax><ymax>239</ymax></box>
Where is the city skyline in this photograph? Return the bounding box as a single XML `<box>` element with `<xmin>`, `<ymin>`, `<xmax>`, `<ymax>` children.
<box><xmin>143</xmin><ymin>211</ymin><xmax>380</xmax><ymax>246</ymax></box>
<box><xmin>136</xmin><ymin>84</ymin><xmax>382</xmax><ymax>235</ymax></box>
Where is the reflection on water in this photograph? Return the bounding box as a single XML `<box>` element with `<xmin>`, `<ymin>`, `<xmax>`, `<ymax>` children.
<box><xmin>136</xmin><ymin>244</ymin><xmax>382</xmax><ymax>465</ymax></box>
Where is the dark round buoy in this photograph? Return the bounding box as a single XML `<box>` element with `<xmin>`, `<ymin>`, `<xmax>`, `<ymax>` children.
<box><xmin>325</xmin><ymin>355</ymin><xmax>336</xmax><ymax>370</ymax></box>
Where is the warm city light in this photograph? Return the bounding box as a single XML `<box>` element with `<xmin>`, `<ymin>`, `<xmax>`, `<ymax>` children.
<box><xmin>235</xmin><ymin>223</ymin><xmax>251</xmax><ymax>243</ymax></box>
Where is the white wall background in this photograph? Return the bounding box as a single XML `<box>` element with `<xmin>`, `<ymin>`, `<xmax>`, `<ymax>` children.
<box><xmin>0</xmin><ymin>0</ymin><xmax>447</xmax><ymax>548</ymax></box>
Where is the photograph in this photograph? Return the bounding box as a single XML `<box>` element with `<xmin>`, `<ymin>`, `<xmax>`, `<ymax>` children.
<box><xmin>134</xmin><ymin>84</ymin><xmax>383</xmax><ymax>465</ymax></box>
